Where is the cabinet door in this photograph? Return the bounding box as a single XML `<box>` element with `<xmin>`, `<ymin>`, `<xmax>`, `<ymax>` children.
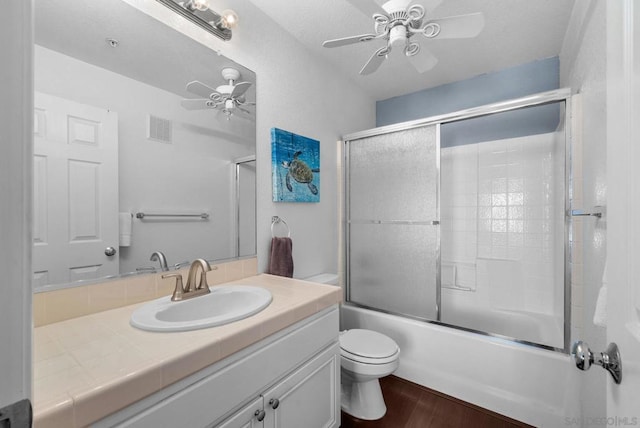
<box><xmin>213</xmin><ymin>397</ymin><xmax>264</xmax><ymax>428</ymax></box>
<box><xmin>262</xmin><ymin>344</ymin><xmax>340</xmax><ymax>428</ymax></box>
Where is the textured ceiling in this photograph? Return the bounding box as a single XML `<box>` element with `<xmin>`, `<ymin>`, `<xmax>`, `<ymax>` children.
<box><xmin>248</xmin><ymin>0</ymin><xmax>575</xmax><ymax>100</ymax></box>
<box><xmin>35</xmin><ymin>0</ymin><xmax>575</xmax><ymax>104</ymax></box>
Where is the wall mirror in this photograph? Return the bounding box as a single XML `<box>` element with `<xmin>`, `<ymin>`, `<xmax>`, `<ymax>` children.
<box><xmin>33</xmin><ymin>0</ymin><xmax>256</xmax><ymax>290</ymax></box>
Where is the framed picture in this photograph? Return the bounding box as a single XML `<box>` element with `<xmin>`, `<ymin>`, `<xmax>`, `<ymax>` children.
<box><xmin>271</xmin><ymin>128</ymin><xmax>320</xmax><ymax>202</ymax></box>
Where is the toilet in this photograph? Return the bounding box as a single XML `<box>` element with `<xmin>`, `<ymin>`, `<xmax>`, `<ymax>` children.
<box><xmin>304</xmin><ymin>273</ymin><xmax>400</xmax><ymax>420</ymax></box>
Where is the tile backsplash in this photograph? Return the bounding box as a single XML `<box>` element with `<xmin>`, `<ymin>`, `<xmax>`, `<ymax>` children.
<box><xmin>33</xmin><ymin>257</ymin><xmax>258</xmax><ymax>327</ymax></box>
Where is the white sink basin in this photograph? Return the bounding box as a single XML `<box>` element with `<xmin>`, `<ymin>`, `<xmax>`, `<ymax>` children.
<box><xmin>130</xmin><ymin>285</ymin><xmax>273</xmax><ymax>332</ymax></box>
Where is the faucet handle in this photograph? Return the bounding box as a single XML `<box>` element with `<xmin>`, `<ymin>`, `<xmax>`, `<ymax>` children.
<box><xmin>174</xmin><ymin>261</ymin><xmax>191</xmax><ymax>270</ymax></box>
<box><xmin>162</xmin><ymin>273</ymin><xmax>185</xmax><ymax>301</ymax></box>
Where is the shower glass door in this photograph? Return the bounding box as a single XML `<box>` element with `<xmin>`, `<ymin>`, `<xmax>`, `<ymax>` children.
<box><xmin>346</xmin><ymin>125</ymin><xmax>439</xmax><ymax>320</ymax></box>
<box><xmin>439</xmin><ymin>101</ymin><xmax>567</xmax><ymax>349</ymax></box>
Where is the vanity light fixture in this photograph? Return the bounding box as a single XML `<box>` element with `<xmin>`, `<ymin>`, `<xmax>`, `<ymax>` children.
<box><xmin>155</xmin><ymin>0</ymin><xmax>238</xmax><ymax>41</ymax></box>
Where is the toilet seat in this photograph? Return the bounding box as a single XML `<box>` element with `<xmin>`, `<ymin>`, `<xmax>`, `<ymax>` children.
<box><xmin>340</xmin><ymin>329</ymin><xmax>399</xmax><ymax>365</ymax></box>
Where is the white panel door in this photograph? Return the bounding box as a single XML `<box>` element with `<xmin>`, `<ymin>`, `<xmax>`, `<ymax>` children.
<box><xmin>606</xmin><ymin>0</ymin><xmax>640</xmax><ymax>422</ymax></box>
<box><xmin>33</xmin><ymin>92</ymin><xmax>119</xmax><ymax>286</ymax></box>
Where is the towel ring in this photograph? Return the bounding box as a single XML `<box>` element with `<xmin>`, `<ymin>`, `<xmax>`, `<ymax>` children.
<box><xmin>271</xmin><ymin>216</ymin><xmax>291</xmax><ymax>238</ymax></box>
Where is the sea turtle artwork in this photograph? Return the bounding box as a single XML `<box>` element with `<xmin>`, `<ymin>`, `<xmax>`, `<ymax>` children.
<box><xmin>271</xmin><ymin>128</ymin><xmax>320</xmax><ymax>203</ymax></box>
<box><xmin>282</xmin><ymin>151</ymin><xmax>319</xmax><ymax>195</ymax></box>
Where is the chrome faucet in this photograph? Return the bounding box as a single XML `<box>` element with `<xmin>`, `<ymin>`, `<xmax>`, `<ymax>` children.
<box><xmin>150</xmin><ymin>251</ymin><xmax>169</xmax><ymax>272</ymax></box>
<box><xmin>162</xmin><ymin>258</ymin><xmax>214</xmax><ymax>301</ymax></box>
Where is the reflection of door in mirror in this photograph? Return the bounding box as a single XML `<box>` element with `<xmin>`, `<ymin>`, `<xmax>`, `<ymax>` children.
<box><xmin>33</xmin><ymin>92</ymin><xmax>119</xmax><ymax>287</ymax></box>
<box><xmin>236</xmin><ymin>159</ymin><xmax>256</xmax><ymax>257</ymax></box>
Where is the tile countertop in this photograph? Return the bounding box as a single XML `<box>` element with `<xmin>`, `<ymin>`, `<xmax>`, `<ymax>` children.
<box><xmin>33</xmin><ymin>274</ymin><xmax>342</xmax><ymax>428</ymax></box>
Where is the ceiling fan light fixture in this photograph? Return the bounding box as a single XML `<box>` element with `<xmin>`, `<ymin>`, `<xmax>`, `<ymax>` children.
<box><xmin>181</xmin><ymin>68</ymin><xmax>254</xmax><ymax>121</ymax></box>
<box><xmin>321</xmin><ymin>1</ymin><xmax>484</xmax><ymax>75</ymax></box>
<box><xmin>389</xmin><ymin>25</ymin><xmax>407</xmax><ymax>48</ymax></box>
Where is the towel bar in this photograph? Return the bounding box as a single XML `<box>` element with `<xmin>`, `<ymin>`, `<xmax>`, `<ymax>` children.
<box><xmin>136</xmin><ymin>212</ymin><xmax>209</xmax><ymax>219</ymax></box>
<box><xmin>569</xmin><ymin>207</ymin><xmax>603</xmax><ymax>218</ymax></box>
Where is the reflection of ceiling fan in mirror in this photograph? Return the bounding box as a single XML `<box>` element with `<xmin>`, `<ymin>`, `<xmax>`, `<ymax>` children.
<box><xmin>322</xmin><ymin>0</ymin><xmax>484</xmax><ymax>75</ymax></box>
<box><xmin>181</xmin><ymin>67</ymin><xmax>255</xmax><ymax>120</ymax></box>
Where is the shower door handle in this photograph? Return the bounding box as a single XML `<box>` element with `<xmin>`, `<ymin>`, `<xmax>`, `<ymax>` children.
<box><xmin>571</xmin><ymin>341</ymin><xmax>622</xmax><ymax>384</ymax></box>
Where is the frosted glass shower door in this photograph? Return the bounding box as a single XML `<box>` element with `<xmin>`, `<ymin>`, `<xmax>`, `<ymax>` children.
<box><xmin>347</xmin><ymin>125</ymin><xmax>439</xmax><ymax>320</ymax></box>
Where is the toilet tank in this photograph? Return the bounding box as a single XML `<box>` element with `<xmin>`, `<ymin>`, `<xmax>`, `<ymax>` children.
<box><xmin>304</xmin><ymin>273</ymin><xmax>338</xmax><ymax>285</ymax></box>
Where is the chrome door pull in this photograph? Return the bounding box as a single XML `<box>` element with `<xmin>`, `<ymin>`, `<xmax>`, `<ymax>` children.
<box><xmin>572</xmin><ymin>341</ymin><xmax>622</xmax><ymax>384</ymax></box>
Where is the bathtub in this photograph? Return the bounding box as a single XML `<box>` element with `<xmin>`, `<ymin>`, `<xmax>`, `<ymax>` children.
<box><xmin>440</xmin><ymin>287</ymin><xmax>565</xmax><ymax>349</ymax></box>
<box><xmin>341</xmin><ymin>304</ymin><xmax>581</xmax><ymax>427</ymax></box>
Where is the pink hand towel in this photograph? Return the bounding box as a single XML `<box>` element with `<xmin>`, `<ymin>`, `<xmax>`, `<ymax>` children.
<box><xmin>268</xmin><ymin>237</ymin><xmax>294</xmax><ymax>277</ymax></box>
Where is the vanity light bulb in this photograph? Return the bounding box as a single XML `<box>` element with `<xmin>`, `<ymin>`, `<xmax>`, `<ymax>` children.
<box><xmin>219</xmin><ymin>9</ymin><xmax>239</xmax><ymax>29</ymax></box>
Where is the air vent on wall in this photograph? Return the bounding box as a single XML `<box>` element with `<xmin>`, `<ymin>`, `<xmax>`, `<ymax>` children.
<box><xmin>147</xmin><ymin>114</ymin><xmax>172</xmax><ymax>144</ymax></box>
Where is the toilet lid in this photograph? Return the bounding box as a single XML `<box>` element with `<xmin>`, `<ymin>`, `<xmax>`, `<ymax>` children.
<box><xmin>339</xmin><ymin>329</ymin><xmax>399</xmax><ymax>359</ymax></box>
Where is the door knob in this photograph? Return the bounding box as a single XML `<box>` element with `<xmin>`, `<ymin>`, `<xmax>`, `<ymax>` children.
<box><xmin>105</xmin><ymin>246</ymin><xmax>117</xmax><ymax>256</ymax></box>
<box><xmin>269</xmin><ymin>398</ymin><xmax>280</xmax><ymax>409</ymax></box>
<box><xmin>572</xmin><ymin>341</ymin><xmax>622</xmax><ymax>384</ymax></box>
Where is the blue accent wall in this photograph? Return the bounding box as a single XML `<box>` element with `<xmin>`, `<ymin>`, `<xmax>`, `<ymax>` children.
<box><xmin>376</xmin><ymin>57</ymin><xmax>560</xmax><ymax>147</ymax></box>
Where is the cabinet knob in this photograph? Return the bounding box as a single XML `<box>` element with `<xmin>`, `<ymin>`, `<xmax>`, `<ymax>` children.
<box><xmin>269</xmin><ymin>398</ymin><xmax>280</xmax><ymax>409</ymax></box>
<box><xmin>254</xmin><ymin>409</ymin><xmax>265</xmax><ymax>421</ymax></box>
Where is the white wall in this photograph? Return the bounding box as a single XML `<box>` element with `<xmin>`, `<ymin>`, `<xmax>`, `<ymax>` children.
<box><xmin>122</xmin><ymin>0</ymin><xmax>376</xmax><ymax>278</ymax></box>
<box><xmin>560</xmin><ymin>0</ymin><xmax>608</xmax><ymax>424</ymax></box>
<box><xmin>0</xmin><ymin>0</ymin><xmax>32</xmax><ymax>407</ymax></box>
<box><xmin>34</xmin><ymin>46</ymin><xmax>254</xmax><ymax>274</ymax></box>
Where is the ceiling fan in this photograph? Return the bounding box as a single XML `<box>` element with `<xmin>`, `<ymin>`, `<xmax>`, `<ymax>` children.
<box><xmin>181</xmin><ymin>67</ymin><xmax>255</xmax><ymax>119</ymax></box>
<box><xmin>322</xmin><ymin>0</ymin><xmax>484</xmax><ymax>75</ymax></box>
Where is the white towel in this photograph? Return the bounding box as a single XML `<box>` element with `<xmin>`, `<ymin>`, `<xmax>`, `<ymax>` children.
<box><xmin>119</xmin><ymin>212</ymin><xmax>132</xmax><ymax>247</ymax></box>
<box><xmin>593</xmin><ymin>260</ymin><xmax>608</xmax><ymax>327</ymax></box>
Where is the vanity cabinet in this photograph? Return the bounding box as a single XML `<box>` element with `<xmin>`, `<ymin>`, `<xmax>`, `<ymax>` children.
<box><xmin>214</xmin><ymin>397</ymin><xmax>263</xmax><ymax>428</ymax></box>
<box><xmin>97</xmin><ymin>306</ymin><xmax>340</xmax><ymax>428</ymax></box>
<box><xmin>215</xmin><ymin>343</ymin><xmax>339</xmax><ymax>428</ymax></box>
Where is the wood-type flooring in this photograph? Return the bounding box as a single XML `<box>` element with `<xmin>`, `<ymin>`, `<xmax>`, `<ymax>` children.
<box><xmin>340</xmin><ymin>376</ymin><xmax>534</xmax><ymax>428</ymax></box>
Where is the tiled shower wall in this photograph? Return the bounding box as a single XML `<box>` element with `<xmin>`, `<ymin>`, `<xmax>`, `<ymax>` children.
<box><xmin>441</xmin><ymin>132</ymin><xmax>564</xmax><ymax>316</ymax></box>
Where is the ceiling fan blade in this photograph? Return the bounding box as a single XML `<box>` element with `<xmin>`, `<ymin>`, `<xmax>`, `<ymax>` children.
<box><xmin>347</xmin><ymin>0</ymin><xmax>385</xmax><ymax>18</ymax></box>
<box><xmin>231</xmin><ymin>81</ymin><xmax>252</xmax><ymax>98</ymax></box>
<box><xmin>407</xmin><ymin>45</ymin><xmax>438</xmax><ymax>73</ymax></box>
<box><xmin>180</xmin><ymin>99</ymin><xmax>216</xmax><ymax>110</ymax></box>
<box><xmin>323</xmin><ymin>34</ymin><xmax>378</xmax><ymax>48</ymax></box>
<box><xmin>237</xmin><ymin>106</ymin><xmax>252</xmax><ymax>114</ymax></box>
<box><xmin>377</xmin><ymin>0</ymin><xmax>440</xmax><ymax>13</ymax></box>
<box><xmin>428</xmin><ymin>13</ymin><xmax>485</xmax><ymax>39</ymax></box>
<box><xmin>360</xmin><ymin>46</ymin><xmax>388</xmax><ymax>75</ymax></box>
<box><xmin>186</xmin><ymin>80</ymin><xmax>216</xmax><ymax>98</ymax></box>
